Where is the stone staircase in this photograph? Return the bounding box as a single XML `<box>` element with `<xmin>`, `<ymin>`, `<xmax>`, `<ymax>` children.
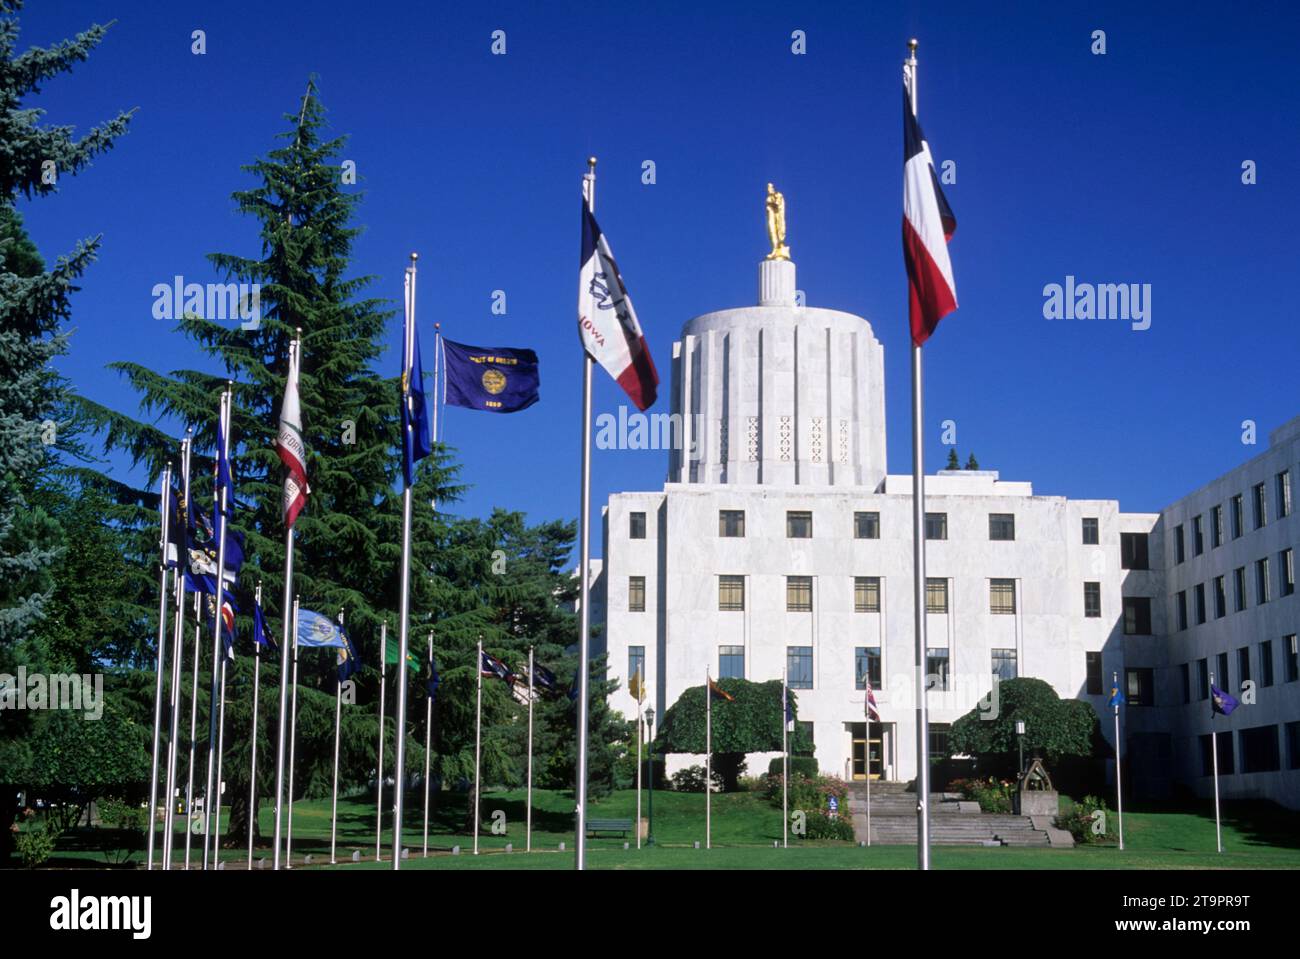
<box><xmin>844</xmin><ymin>781</ymin><xmax>1064</xmax><ymax>847</ymax></box>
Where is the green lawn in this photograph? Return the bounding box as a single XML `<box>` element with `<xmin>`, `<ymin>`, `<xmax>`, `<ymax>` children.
<box><xmin>25</xmin><ymin>788</ymin><xmax>1300</xmax><ymax>870</ymax></box>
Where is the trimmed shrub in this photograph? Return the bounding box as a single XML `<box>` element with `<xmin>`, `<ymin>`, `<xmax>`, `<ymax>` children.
<box><xmin>950</xmin><ymin>776</ymin><xmax>1014</xmax><ymax>813</ymax></box>
<box><xmin>1056</xmin><ymin>795</ymin><xmax>1116</xmax><ymax>844</ymax></box>
<box><xmin>768</xmin><ymin>756</ymin><xmax>818</xmax><ymax>779</ymax></box>
<box><xmin>670</xmin><ymin>764</ymin><xmax>723</xmax><ymax>793</ymax></box>
<box><xmin>798</xmin><ymin>811</ymin><xmax>855</xmax><ymax>841</ymax></box>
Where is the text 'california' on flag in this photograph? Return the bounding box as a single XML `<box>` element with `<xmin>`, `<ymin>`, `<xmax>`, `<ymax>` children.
<box><xmin>902</xmin><ymin>74</ymin><xmax>957</xmax><ymax>346</ymax></box>
<box><xmin>277</xmin><ymin>339</ymin><xmax>309</xmax><ymax>527</ymax></box>
<box><xmin>578</xmin><ymin>201</ymin><xmax>659</xmax><ymax>411</ymax></box>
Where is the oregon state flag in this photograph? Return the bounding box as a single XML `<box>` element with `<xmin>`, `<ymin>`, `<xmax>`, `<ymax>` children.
<box><xmin>442</xmin><ymin>339</ymin><xmax>539</xmax><ymax>413</ymax></box>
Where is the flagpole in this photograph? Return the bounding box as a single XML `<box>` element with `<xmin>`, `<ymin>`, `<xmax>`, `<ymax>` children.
<box><xmin>247</xmin><ymin>580</ymin><xmax>262</xmax><ymax>868</ymax></box>
<box><xmin>184</xmin><ymin>590</ymin><xmax>200</xmax><ymax>869</ymax></box>
<box><xmin>575</xmin><ymin>155</ymin><xmax>598</xmax><ymax>872</ymax></box>
<box><xmin>392</xmin><ymin>252</ymin><xmax>419</xmax><ymax>871</ymax></box>
<box><xmin>203</xmin><ymin>385</ymin><xmax>233</xmax><ymax>869</ymax></box>
<box><xmin>1113</xmin><ymin>670</ymin><xmax>1124</xmax><ymax>851</ymax></box>
<box><xmin>376</xmin><ymin>621</ymin><xmax>386</xmax><ymax>861</ymax></box>
<box><xmin>213</xmin><ymin>626</ymin><xmax>229</xmax><ymax>866</ymax></box>
<box><xmin>1210</xmin><ymin>671</ymin><xmax>1222</xmax><ymax>853</ymax></box>
<box><xmin>164</xmin><ymin>433</ymin><xmax>193</xmax><ymax>869</ymax></box>
<box><xmin>147</xmin><ymin>463</ymin><xmax>173</xmax><ymax>870</ymax></box>
<box><xmin>286</xmin><ymin>597</ymin><xmax>300</xmax><ymax>867</ymax></box>
<box><xmin>272</xmin><ymin>333</ymin><xmax>301</xmax><ymax>870</ymax></box>
<box><xmin>905</xmin><ymin>38</ymin><xmax>932</xmax><ymax>872</ymax></box>
<box><xmin>706</xmin><ymin>668</ymin><xmax>712</xmax><ymax>851</ymax></box>
<box><xmin>782</xmin><ymin>668</ymin><xmax>788</xmax><ymax>850</ymax></box>
<box><xmin>330</xmin><ymin>608</ymin><xmax>345</xmax><ymax>864</ymax></box>
<box><xmin>474</xmin><ymin>637</ymin><xmax>483</xmax><ymax>856</ymax></box>
<box><xmin>866</xmin><ymin>704</ymin><xmax>872</xmax><ymax>848</ymax></box>
<box><xmin>423</xmin><ymin>630</ymin><xmax>433</xmax><ymax>858</ymax></box>
<box><xmin>636</xmin><ymin>683</ymin><xmax>643</xmax><ymax>851</ymax></box>
<box><xmin>527</xmin><ymin>645</ymin><xmax>534</xmax><ymax>853</ymax></box>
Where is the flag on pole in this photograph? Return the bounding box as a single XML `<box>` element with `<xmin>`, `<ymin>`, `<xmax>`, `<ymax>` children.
<box><xmin>707</xmin><ymin>678</ymin><xmax>734</xmax><ymax>702</ymax></box>
<box><xmin>441</xmin><ymin>339</ymin><xmax>540</xmax><ymax>413</ymax></box>
<box><xmin>480</xmin><ymin>650</ymin><xmax>516</xmax><ymax>685</ymax></box>
<box><xmin>401</xmin><ymin>292</ymin><xmax>432</xmax><ymax>488</ymax></box>
<box><xmin>385</xmin><ymin>636</ymin><xmax>420</xmax><ymax>671</ymax></box>
<box><xmin>782</xmin><ymin>682</ymin><xmax>794</xmax><ymax>729</ymax></box>
<box><xmin>1210</xmin><ymin>685</ymin><xmax>1239</xmax><ymax>716</ymax></box>
<box><xmin>426</xmin><ymin>654</ymin><xmax>441</xmax><ymax>700</ymax></box>
<box><xmin>1109</xmin><ymin>682</ymin><xmax>1126</xmax><ymax>709</ymax></box>
<box><xmin>337</xmin><ymin>631</ymin><xmax>361</xmax><ymax>682</ymax></box>
<box><xmin>628</xmin><ymin>668</ymin><xmax>644</xmax><ymax>704</ymax></box>
<box><xmin>214</xmin><ymin>412</ymin><xmax>234</xmax><ymax>531</ymax></box>
<box><xmin>902</xmin><ymin>78</ymin><xmax>957</xmax><ymax>346</ymax></box>
<box><xmin>531</xmin><ymin>662</ymin><xmax>558</xmax><ymax>695</ymax></box>
<box><xmin>295</xmin><ymin>609</ymin><xmax>348</xmax><ymax>649</ymax></box>
<box><xmin>578</xmin><ymin>203</ymin><xmax>658</xmax><ymax>411</ymax></box>
<box><xmin>864</xmin><ymin>680</ymin><xmax>881</xmax><ymax>722</ymax></box>
<box><xmin>252</xmin><ymin>599</ymin><xmax>275</xmax><ymax>650</ymax></box>
<box><xmin>277</xmin><ymin>340</ymin><xmax>309</xmax><ymax>528</ymax></box>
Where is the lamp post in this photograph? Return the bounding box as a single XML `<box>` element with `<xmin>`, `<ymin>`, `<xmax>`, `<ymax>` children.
<box><xmin>1015</xmin><ymin>720</ymin><xmax>1026</xmax><ymax>776</ymax></box>
<box><xmin>644</xmin><ymin>706</ymin><xmax>656</xmax><ymax>847</ymax></box>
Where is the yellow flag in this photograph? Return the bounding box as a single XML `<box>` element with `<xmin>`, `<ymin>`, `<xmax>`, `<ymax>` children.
<box><xmin>629</xmin><ymin>668</ymin><xmax>644</xmax><ymax>703</ymax></box>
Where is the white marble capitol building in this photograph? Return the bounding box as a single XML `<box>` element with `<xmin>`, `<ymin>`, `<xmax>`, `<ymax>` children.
<box><xmin>589</xmin><ymin>248</ymin><xmax>1300</xmax><ymax>810</ymax></box>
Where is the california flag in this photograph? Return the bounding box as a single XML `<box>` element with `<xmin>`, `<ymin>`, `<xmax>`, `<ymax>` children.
<box><xmin>277</xmin><ymin>340</ymin><xmax>309</xmax><ymax>527</ymax></box>
<box><xmin>578</xmin><ymin>201</ymin><xmax>658</xmax><ymax>411</ymax></box>
<box><xmin>902</xmin><ymin>72</ymin><xmax>958</xmax><ymax>347</ymax></box>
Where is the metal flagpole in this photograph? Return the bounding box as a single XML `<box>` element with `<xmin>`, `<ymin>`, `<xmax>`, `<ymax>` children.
<box><xmin>213</xmin><ymin>629</ymin><xmax>229</xmax><ymax>865</ymax></box>
<box><xmin>866</xmin><ymin>710</ymin><xmax>872</xmax><ymax>847</ymax></box>
<box><xmin>706</xmin><ymin>667</ymin><xmax>712</xmax><ymax>851</ymax></box>
<box><xmin>330</xmin><ymin>608</ymin><xmax>345</xmax><ymax>864</ymax></box>
<box><xmin>636</xmin><ymin>679</ymin><xmax>642</xmax><ymax>850</ymax></box>
<box><xmin>527</xmin><ymin>646</ymin><xmax>534</xmax><ymax>853</ymax></box>
<box><xmin>1113</xmin><ymin>670</ymin><xmax>1124</xmax><ymax>851</ymax></box>
<box><xmin>164</xmin><ymin>433</ymin><xmax>193</xmax><ymax>868</ymax></box>
<box><xmin>376</xmin><ymin>621</ymin><xmax>386</xmax><ymax>861</ymax></box>
<box><xmin>474</xmin><ymin>637</ymin><xmax>483</xmax><ymax>856</ymax></box>
<box><xmin>247</xmin><ymin>581</ymin><xmax>262</xmax><ymax>868</ymax></box>
<box><xmin>203</xmin><ymin>385</ymin><xmax>233</xmax><ymax>869</ymax></box>
<box><xmin>423</xmin><ymin>631</ymin><xmax>433</xmax><ymax>858</ymax></box>
<box><xmin>286</xmin><ymin>597</ymin><xmax>300</xmax><ymax>867</ymax></box>
<box><xmin>782</xmin><ymin>668</ymin><xmax>788</xmax><ymax>850</ymax></box>
<box><xmin>575</xmin><ymin>155</ymin><xmax>597</xmax><ymax>871</ymax></box>
<box><xmin>1210</xmin><ymin>671</ymin><xmax>1222</xmax><ymax>853</ymax></box>
<box><xmin>147</xmin><ymin>463</ymin><xmax>173</xmax><ymax>870</ymax></box>
<box><xmin>185</xmin><ymin>590</ymin><xmax>200</xmax><ymax>869</ymax></box>
<box><xmin>392</xmin><ymin>253</ymin><xmax>418</xmax><ymax>871</ymax></box>
<box><xmin>905</xmin><ymin>38</ymin><xmax>932</xmax><ymax>872</ymax></box>
<box><xmin>272</xmin><ymin>334</ymin><xmax>301</xmax><ymax>870</ymax></box>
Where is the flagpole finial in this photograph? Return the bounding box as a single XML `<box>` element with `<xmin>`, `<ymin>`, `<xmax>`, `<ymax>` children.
<box><xmin>908</xmin><ymin>37</ymin><xmax>918</xmax><ymax>53</ymax></box>
<box><xmin>587</xmin><ymin>156</ymin><xmax>597</xmax><ymax>171</ymax></box>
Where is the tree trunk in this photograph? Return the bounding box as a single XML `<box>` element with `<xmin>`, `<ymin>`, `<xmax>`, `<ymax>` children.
<box><xmin>225</xmin><ymin>791</ymin><xmax>260</xmax><ymax>852</ymax></box>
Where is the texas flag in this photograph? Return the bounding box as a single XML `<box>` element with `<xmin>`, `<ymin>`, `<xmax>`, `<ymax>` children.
<box><xmin>276</xmin><ymin>339</ymin><xmax>309</xmax><ymax>527</ymax></box>
<box><xmin>902</xmin><ymin>78</ymin><xmax>958</xmax><ymax>346</ymax></box>
<box><xmin>578</xmin><ymin>202</ymin><xmax>658</xmax><ymax>411</ymax></box>
<box><xmin>864</xmin><ymin>680</ymin><xmax>881</xmax><ymax>722</ymax></box>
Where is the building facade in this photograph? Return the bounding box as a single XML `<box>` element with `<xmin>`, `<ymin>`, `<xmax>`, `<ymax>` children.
<box><xmin>592</xmin><ymin>256</ymin><xmax>1300</xmax><ymax>808</ymax></box>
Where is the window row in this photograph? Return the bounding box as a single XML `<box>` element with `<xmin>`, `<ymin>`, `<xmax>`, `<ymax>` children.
<box><xmin>1174</xmin><ymin>549</ymin><xmax>1296</xmax><ymax>629</ymax></box>
<box><xmin>1199</xmin><ymin>723</ymin><xmax>1300</xmax><ymax>776</ymax></box>
<box><xmin>1173</xmin><ymin>470</ymin><xmax>1292</xmax><ymax>564</ymax></box>
<box><xmin>704</xmin><ymin>643</ymin><xmax>1017</xmax><ymax>691</ymax></box>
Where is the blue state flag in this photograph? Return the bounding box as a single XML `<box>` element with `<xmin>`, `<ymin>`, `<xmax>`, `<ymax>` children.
<box><xmin>253</xmin><ymin>600</ymin><xmax>275</xmax><ymax>651</ymax></box>
<box><xmin>1211</xmin><ymin>685</ymin><xmax>1239</xmax><ymax>716</ymax></box>
<box><xmin>337</xmin><ymin>630</ymin><xmax>360</xmax><ymax>683</ymax></box>
<box><xmin>442</xmin><ymin>339</ymin><xmax>540</xmax><ymax>413</ymax></box>
<box><xmin>401</xmin><ymin>316</ymin><xmax>432</xmax><ymax>488</ymax></box>
<box><xmin>1108</xmin><ymin>684</ymin><xmax>1125</xmax><ymax>708</ymax></box>
<box><xmin>296</xmin><ymin>608</ymin><xmax>347</xmax><ymax>649</ymax></box>
<box><xmin>427</xmin><ymin>654</ymin><xmax>441</xmax><ymax>701</ymax></box>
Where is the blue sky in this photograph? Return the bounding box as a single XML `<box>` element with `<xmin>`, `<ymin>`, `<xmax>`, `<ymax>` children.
<box><xmin>17</xmin><ymin>0</ymin><xmax>1300</xmax><ymax>552</ymax></box>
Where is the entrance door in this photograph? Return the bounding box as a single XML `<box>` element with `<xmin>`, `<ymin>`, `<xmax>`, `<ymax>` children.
<box><xmin>850</xmin><ymin>723</ymin><xmax>885</xmax><ymax>780</ymax></box>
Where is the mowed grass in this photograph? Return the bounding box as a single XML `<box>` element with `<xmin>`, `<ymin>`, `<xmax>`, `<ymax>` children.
<box><xmin>34</xmin><ymin>788</ymin><xmax>1300</xmax><ymax>870</ymax></box>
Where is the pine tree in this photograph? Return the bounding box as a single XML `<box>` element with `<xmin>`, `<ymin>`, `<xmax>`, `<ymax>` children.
<box><xmin>945</xmin><ymin>448</ymin><xmax>959</xmax><ymax>470</ymax></box>
<box><xmin>965</xmin><ymin>452</ymin><xmax>980</xmax><ymax>470</ymax></box>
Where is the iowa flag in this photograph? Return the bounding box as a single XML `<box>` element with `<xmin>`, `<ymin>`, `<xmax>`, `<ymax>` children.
<box><xmin>277</xmin><ymin>339</ymin><xmax>309</xmax><ymax>527</ymax></box>
<box><xmin>578</xmin><ymin>202</ymin><xmax>658</xmax><ymax>411</ymax></box>
<box><xmin>902</xmin><ymin>75</ymin><xmax>958</xmax><ymax>346</ymax></box>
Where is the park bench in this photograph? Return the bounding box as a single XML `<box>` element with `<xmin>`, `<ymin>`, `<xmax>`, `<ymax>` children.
<box><xmin>584</xmin><ymin>817</ymin><xmax>634</xmax><ymax>838</ymax></box>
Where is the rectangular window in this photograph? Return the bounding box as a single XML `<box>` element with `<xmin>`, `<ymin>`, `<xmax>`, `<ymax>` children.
<box><xmin>1197</xmin><ymin>658</ymin><xmax>1209</xmax><ymax>700</ymax></box>
<box><xmin>1122</xmin><ymin>532</ymin><xmax>1151</xmax><ymax>570</ymax></box>
<box><xmin>1174</xmin><ymin>525</ymin><xmax>1185</xmax><ymax>564</ymax></box>
<box><xmin>1211</xmin><ymin>505</ymin><xmax>1223</xmax><ymax>548</ymax></box>
<box><xmin>1256</xmin><ymin>557</ymin><xmax>1271</xmax><ymax>605</ymax></box>
<box><xmin>925</xmin><ymin>512</ymin><xmax>948</xmax><ymax>540</ymax></box>
<box><xmin>1289</xmin><ymin>722</ymin><xmax>1300</xmax><ymax>771</ymax></box>
<box><xmin>1278</xmin><ymin>470</ymin><xmax>1293</xmax><ymax>519</ymax></box>
<box><xmin>1237</xmin><ymin>646</ymin><xmax>1252</xmax><ymax>686</ymax></box>
<box><xmin>929</xmin><ymin>723</ymin><xmax>951</xmax><ymax>757</ymax></box>
<box><xmin>718</xmin><ymin>509</ymin><xmax>745</xmax><ymax>537</ymax></box>
<box><xmin>1081</xmin><ymin>517</ymin><xmax>1099</xmax><ymax>545</ymax></box>
<box><xmin>990</xmin><ymin>578</ymin><xmax>1017</xmax><ymax>615</ymax></box>
<box><xmin>1286</xmin><ymin>635</ymin><xmax>1299</xmax><ymax>684</ymax></box>
<box><xmin>854</xmin><ymin>510</ymin><xmax>880</xmax><ymax>539</ymax></box>
<box><xmin>1214</xmin><ymin>575</ymin><xmax>1227</xmax><ymax>619</ymax></box>
<box><xmin>629</xmin><ymin>511</ymin><xmax>646</xmax><ymax>539</ymax></box>
<box><xmin>786</xmin><ymin>510</ymin><xmax>813</xmax><ymax>539</ymax></box>
<box><xmin>1194</xmin><ymin>584</ymin><xmax>1206</xmax><ymax>625</ymax></box>
<box><xmin>1281</xmin><ymin>548</ymin><xmax>1295</xmax><ymax>597</ymax></box>
<box><xmin>854</xmin><ymin>576</ymin><xmax>881</xmax><ymax>613</ymax></box>
<box><xmin>628</xmin><ymin>646</ymin><xmax>645</xmax><ymax>685</ymax></box>
<box><xmin>1176</xmin><ymin>590</ymin><xmax>1188</xmax><ymax>631</ymax></box>
<box><xmin>855</xmin><ymin>646</ymin><xmax>882</xmax><ymax>689</ymax></box>
<box><xmin>1200</xmin><ymin>732</ymin><xmax>1234</xmax><ymax>776</ymax></box>
<box><xmin>925</xmin><ymin>648</ymin><xmax>950</xmax><ymax>691</ymax></box>
<box><xmin>1125</xmin><ymin>667</ymin><xmax>1154</xmax><ymax>707</ymax></box>
<box><xmin>628</xmin><ymin>576</ymin><xmax>646</xmax><ymax>612</ymax></box>
<box><xmin>991</xmin><ymin>648</ymin><xmax>1018</xmax><ymax>681</ymax></box>
<box><xmin>1259</xmin><ymin>640</ymin><xmax>1274</xmax><ymax>688</ymax></box>
<box><xmin>718</xmin><ymin>645</ymin><xmax>745</xmax><ymax>680</ymax></box>
<box><xmin>1084</xmin><ymin>581</ymin><xmax>1101</xmax><ymax>618</ymax></box>
<box><xmin>786</xmin><ymin>575</ymin><xmax>813</xmax><ymax>612</ymax></box>
<box><xmin>1123</xmin><ymin>597</ymin><xmax>1152</xmax><ymax>635</ymax></box>
<box><xmin>925</xmin><ymin>577</ymin><xmax>948</xmax><ymax>614</ymax></box>
<box><xmin>787</xmin><ymin>646</ymin><xmax>813</xmax><ymax>690</ymax></box>
<box><xmin>1217</xmin><ymin>652</ymin><xmax>1230</xmax><ymax>690</ymax></box>
<box><xmin>1180</xmin><ymin>663</ymin><xmax>1190</xmax><ymax>704</ymax></box>
<box><xmin>1086</xmin><ymin>651</ymin><xmax>1103</xmax><ymax>695</ymax></box>
<box><xmin>1234</xmin><ymin>566</ymin><xmax>1247</xmax><ymax>612</ymax></box>
<box><xmin>1240</xmin><ymin>725</ymin><xmax>1281</xmax><ymax>774</ymax></box>
<box><xmin>1231</xmin><ymin>494</ymin><xmax>1244</xmax><ymax>538</ymax></box>
<box><xmin>1192</xmin><ymin>516</ymin><xmax>1204</xmax><ymax>556</ymax></box>
<box><xmin>989</xmin><ymin>513</ymin><xmax>1015</xmax><ymax>541</ymax></box>
<box><xmin>1253</xmin><ymin>482</ymin><xmax>1267</xmax><ymax>529</ymax></box>
<box><xmin>718</xmin><ymin>575</ymin><xmax>745</xmax><ymax>611</ymax></box>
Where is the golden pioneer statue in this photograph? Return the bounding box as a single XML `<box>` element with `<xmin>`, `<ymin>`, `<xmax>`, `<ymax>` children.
<box><xmin>765</xmin><ymin>182</ymin><xmax>790</xmax><ymax>260</ymax></box>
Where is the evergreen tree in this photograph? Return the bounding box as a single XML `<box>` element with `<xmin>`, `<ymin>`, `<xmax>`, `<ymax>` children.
<box><xmin>944</xmin><ymin>448</ymin><xmax>959</xmax><ymax>470</ymax></box>
<box><xmin>965</xmin><ymin>452</ymin><xmax>980</xmax><ymax>470</ymax></box>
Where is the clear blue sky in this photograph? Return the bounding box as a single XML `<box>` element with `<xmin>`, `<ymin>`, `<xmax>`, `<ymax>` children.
<box><xmin>18</xmin><ymin>0</ymin><xmax>1300</xmax><ymax>552</ymax></box>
